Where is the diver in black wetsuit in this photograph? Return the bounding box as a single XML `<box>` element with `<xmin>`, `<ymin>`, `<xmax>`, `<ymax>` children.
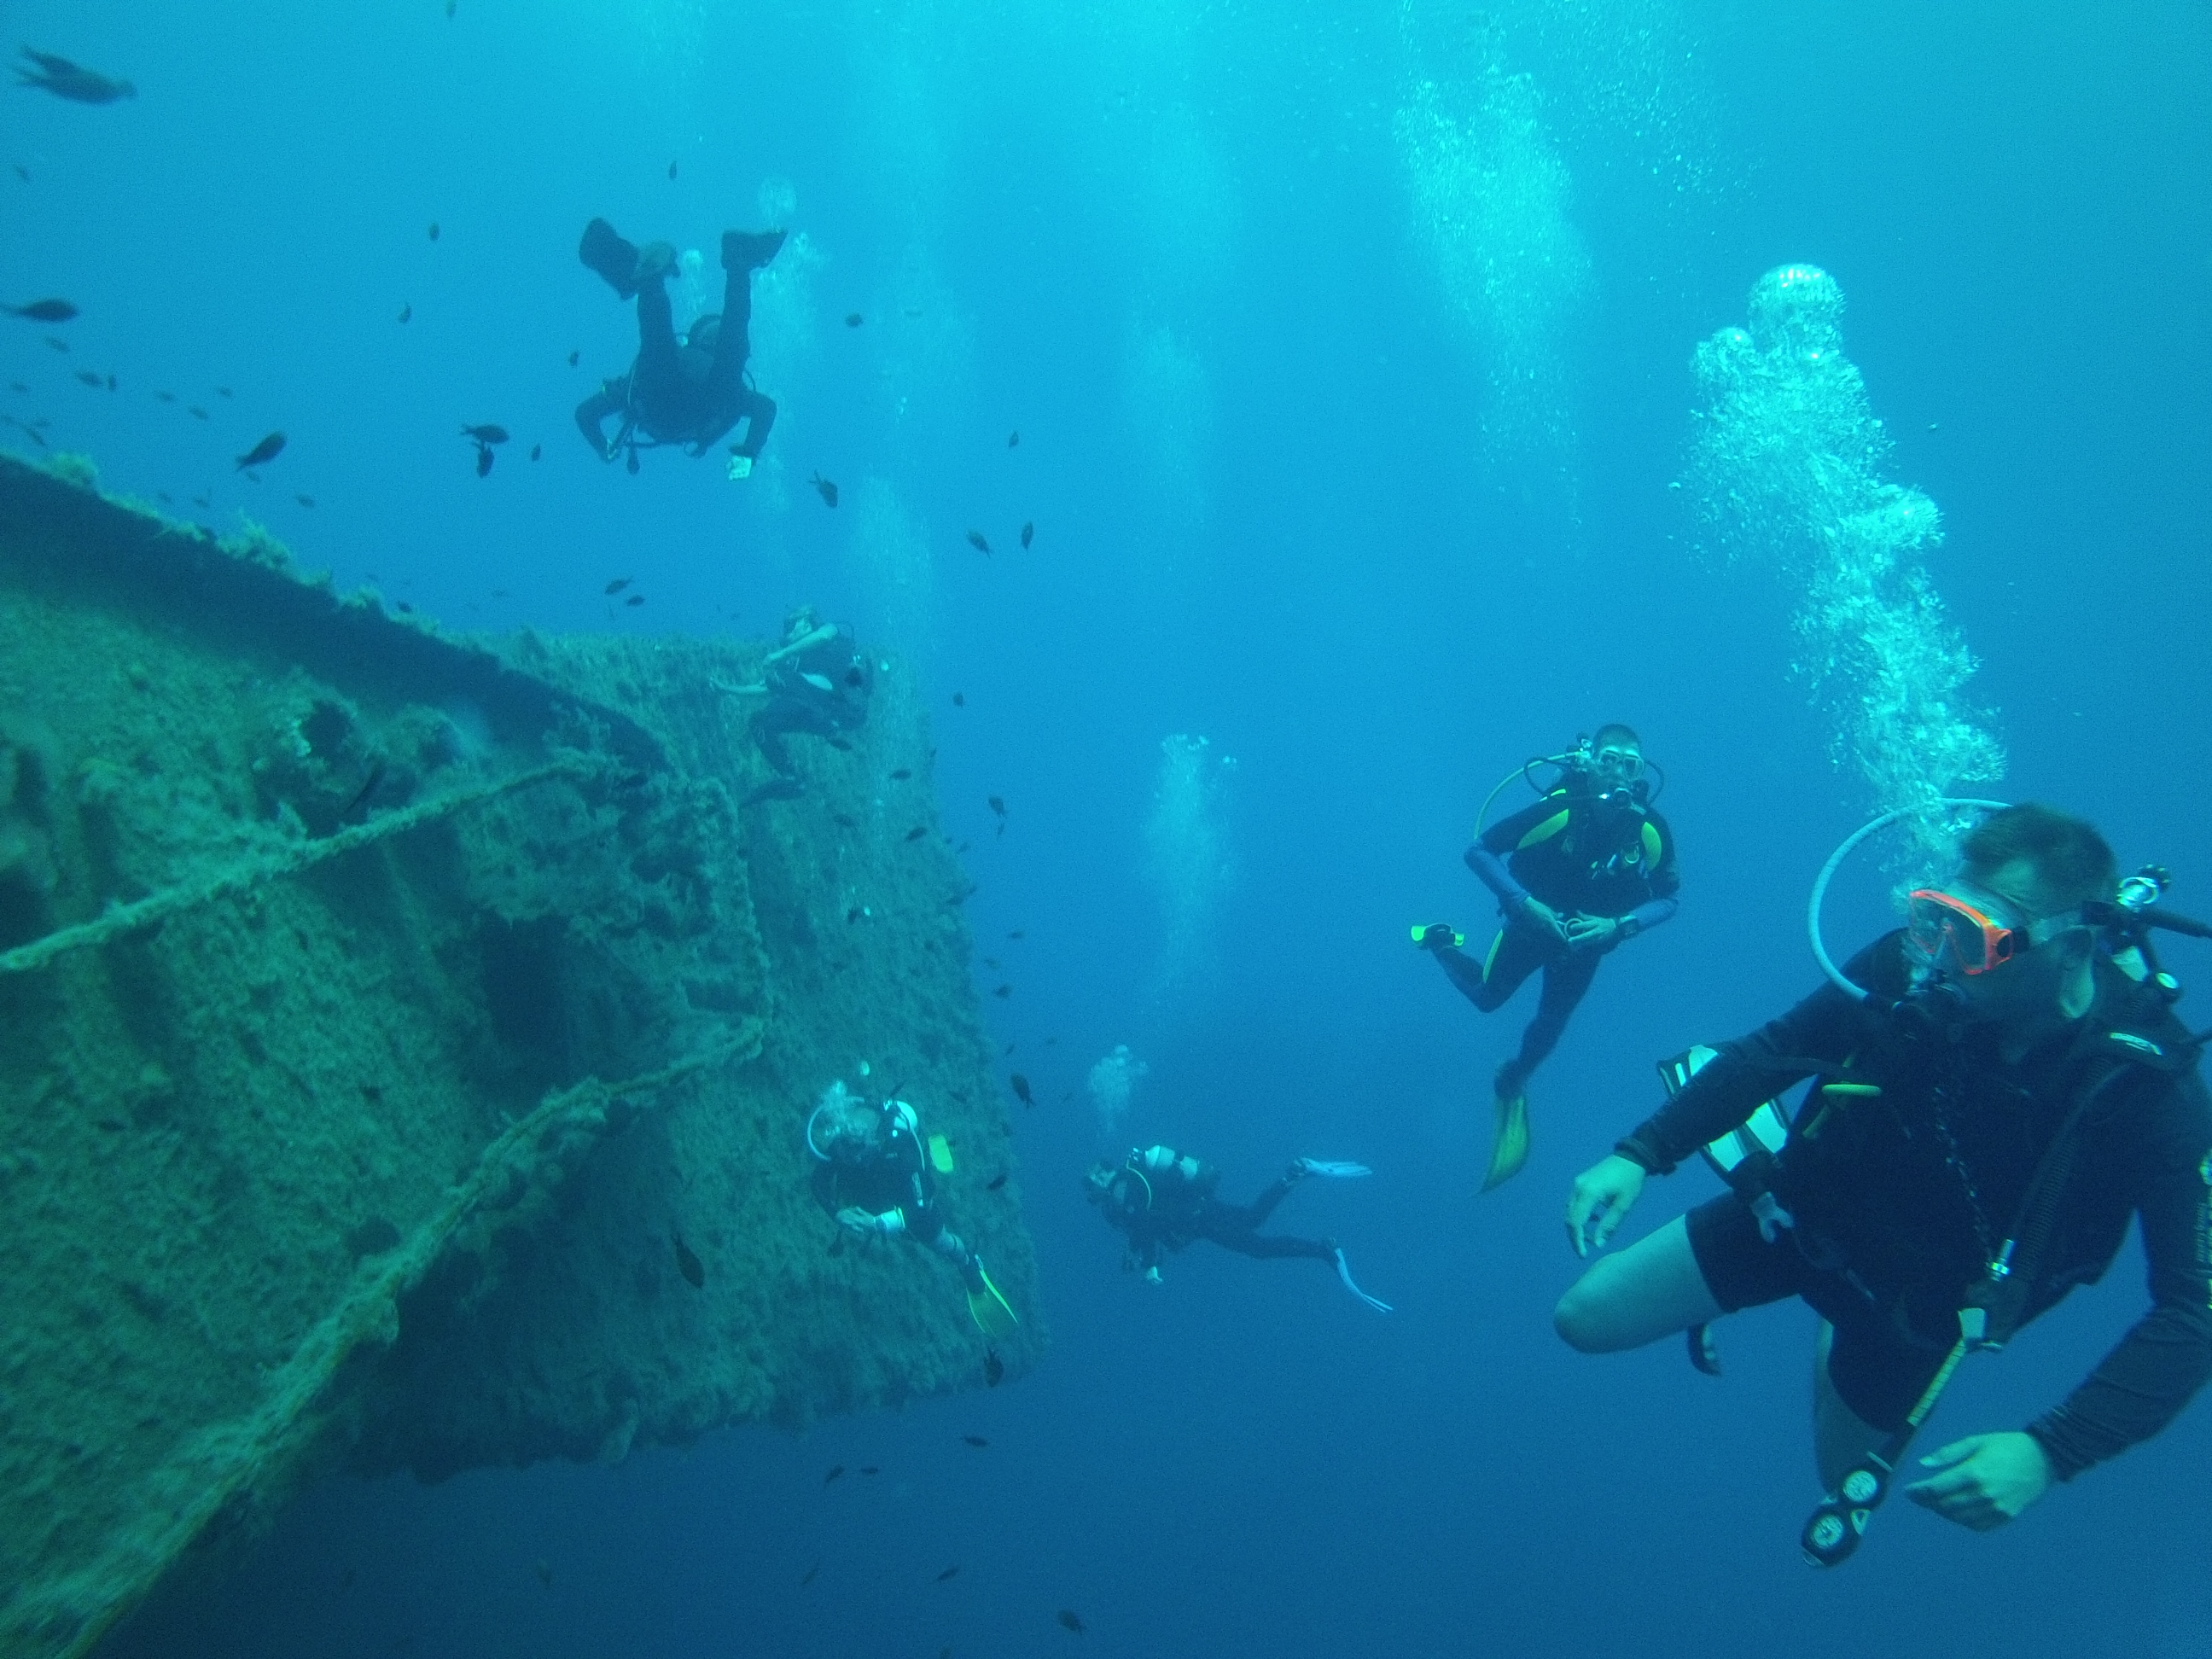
<box><xmin>1084</xmin><ymin>1146</ymin><xmax>1392</xmax><ymax>1312</ymax></box>
<box><xmin>1556</xmin><ymin>804</ymin><xmax>2212</xmax><ymax>1540</ymax></box>
<box><xmin>1415</xmin><ymin>724</ymin><xmax>1679</xmax><ymax>1190</ymax></box>
<box><xmin>573</xmin><ymin>217</ymin><xmax>783</xmax><ymax>473</ymax></box>
<box><xmin>806</xmin><ymin>1082</ymin><xmax>1017</xmax><ymax>1338</ymax></box>
<box><xmin>720</xmin><ymin>607</ymin><xmax>871</xmax><ymax>805</ymax></box>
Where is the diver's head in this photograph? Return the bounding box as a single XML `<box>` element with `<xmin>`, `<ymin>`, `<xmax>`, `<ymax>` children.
<box><xmin>1578</xmin><ymin>723</ymin><xmax>1644</xmax><ymax>796</ymax></box>
<box><xmin>685</xmin><ymin>311</ymin><xmax>723</xmax><ymax>355</ymax></box>
<box><xmin>805</xmin><ymin>1080</ymin><xmax>882</xmax><ymax>1164</ymax></box>
<box><xmin>1906</xmin><ymin>804</ymin><xmax>2114</xmax><ymax>1025</ymax></box>
<box><xmin>783</xmin><ymin>605</ymin><xmax>821</xmax><ymax>642</ymax></box>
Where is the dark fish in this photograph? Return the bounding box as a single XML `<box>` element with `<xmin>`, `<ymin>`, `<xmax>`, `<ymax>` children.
<box><xmin>474</xmin><ymin>441</ymin><xmax>493</xmax><ymax>477</ymax></box>
<box><xmin>824</xmin><ymin>1464</ymin><xmax>845</xmax><ymax>1485</ymax></box>
<box><xmin>935</xmin><ymin>1566</ymin><xmax>960</xmax><ymax>1583</ymax></box>
<box><xmin>1010</xmin><ymin>930</ymin><xmax>1025</xmax><ymax>940</ymax></box>
<box><xmin>845</xmin><ymin>905</ymin><xmax>862</xmax><ymax>923</ymax></box>
<box><xmin>567</xmin><ymin>349</ymin><xmax>579</xmax><ymax>366</ymax></box>
<box><xmin>395</xmin><ymin>601</ymin><xmax>414</xmax><ymax>614</ymax></box>
<box><xmin>624</xmin><ymin>593</ymin><xmax>644</xmax><ymax>608</ymax></box>
<box><xmin>984</xmin><ymin>1347</ymin><xmax>1004</xmax><ymax>1384</ymax></box>
<box><xmin>1020</xmin><ymin>521</ymin><xmax>1033</xmax><ymax>550</ymax></box>
<box><xmin>529</xmin><ymin>443</ymin><xmax>541</xmax><ymax>461</ymax></box>
<box><xmin>1007</xmin><ymin>429</ymin><xmax>1019</xmax><ymax>447</ymax></box>
<box><xmin>800</xmin><ymin>1560</ymin><xmax>820</xmax><ymax>1586</ymax></box>
<box><xmin>890</xmin><ymin>768</ymin><xmax>911</xmax><ymax>780</ymax></box>
<box><xmin>154</xmin><ymin>389</ymin><xmax>174</xmax><ymax>402</ymax></box>
<box><xmin>5</xmin><ymin>299</ymin><xmax>77</xmax><ymax>323</ymax></box>
<box><xmin>533</xmin><ymin>1560</ymin><xmax>552</xmax><ymax>1588</ymax></box>
<box><xmin>396</xmin><ymin>301</ymin><xmax>411</xmax><ymax>323</ymax></box>
<box><xmin>8</xmin><ymin>381</ymin><xmax>25</xmax><ymax>392</ymax></box>
<box><xmin>73</xmin><ymin>370</ymin><xmax>101</xmax><ymax>387</ymax></box>
<box><xmin>491</xmin><ymin>588</ymin><xmax>509</xmax><ymax>597</ymax></box>
<box><xmin>460</xmin><ymin>423</ymin><xmax>509</xmax><ymax>445</ymax></box>
<box><xmin>189</xmin><ymin>405</ymin><xmax>208</xmax><ymax>420</ymax></box>
<box><xmin>42</xmin><ymin>335</ymin><xmax>67</xmax><ymax>352</ymax></box>
<box><xmin>446</xmin><ymin>0</ymin><xmax>456</xmax><ymax>15</ymax></box>
<box><xmin>962</xmin><ymin>1435</ymin><xmax>987</xmax><ymax>1448</ymax></box>
<box><xmin>992</xmin><ymin>985</ymin><xmax>1011</xmax><ymax>998</ymax></box>
<box><xmin>810</xmin><ymin>472</ymin><xmax>838</xmax><ymax>508</ymax></box>
<box><xmin>604</xmin><ymin>577</ymin><xmax>631</xmax><ymax>595</ymax></box>
<box><xmin>11</xmin><ymin>165</ymin><xmax>26</xmax><ymax>181</ymax></box>
<box><xmin>986</xmin><ymin>1173</ymin><xmax>1007</xmax><ymax>1191</ymax></box>
<box><xmin>15</xmin><ymin>49</ymin><xmax>135</xmax><ymax>104</ymax></box>
<box><xmin>296</xmin><ymin>494</ymin><xmax>316</xmax><ymax>508</ymax></box>
<box><xmin>672</xmin><ymin>1231</ymin><xmax>704</xmax><ymax>1289</ymax></box>
<box><xmin>843</xmin><ymin>667</ymin><xmax>864</xmax><ymax>687</ymax></box>
<box><xmin>834</xmin><ymin>813</ymin><xmax>858</xmax><ymax>829</ymax></box>
<box><xmin>428</xmin><ymin>221</ymin><xmax>440</xmax><ymax>241</ymax></box>
<box><xmin>1010</xmin><ymin>1074</ymin><xmax>1033</xmax><ymax>1107</ymax></box>
<box><xmin>952</xmin><ymin>692</ymin><xmax>965</xmax><ymax>707</ymax></box>
<box><xmin>667</xmin><ymin>160</ymin><xmax>678</xmax><ymax>178</ymax></box>
<box><xmin>966</xmin><ymin>529</ymin><xmax>991</xmax><ymax>555</ymax></box>
<box><xmin>843</xmin><ymin>312</ymin><xmax>863</xmax><ymax>328</ymax></box>
<box><xmin>339</xmin><ymin>760</ymin><xmax>386</xmax><ymax>822</ymax></box>
<box><xmin>1058</xmin><ymin>1610</ymin><xmax>1085</xmax><ymax>1635</ymax></box>
<box><xmin>985</xmin><ymin>958</ymin><xmax>1000</xmax><ymax>969</ymax></box>
<box><xmin>987</xmin><ymin>796</ymin><xmax>1005</xmax><ymax>817</ymax></box>
<box><xmin>904</xmin><ymin>826</ymin><xmax>927</xmax><ymax>842</ymax></box>
<box><xmin>216</xmin><ymin>386</ymin><xmax>233</xmax><ymax>397</ymax></box>
<box><xmin>859</xmin><ymin>1465</ymin><xmax>879</xmax><ymax>1476</ymax></box>
<box><xmin>235</xmin><ymin>431</ymin><xmax>285</xmax><ymax>469</ymax></box>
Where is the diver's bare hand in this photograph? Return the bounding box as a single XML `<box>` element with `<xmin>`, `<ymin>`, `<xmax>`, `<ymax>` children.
<box><xmin>1520</xmin><ymin>897</ymin><xmax>1568</xmax><ymax>942</ymax></box>
<box><xmin>1903</xmin><ymin>1434</ymin><xmax>2052</xmax><ymax>1531</ymax></box>
<box><xmin>1563</xmin><ymin>914</ymin><xmax>1620</xmax><ymax>952</ymax></box>
<box><xmin>1565</xmin><ymin>1154</ymin><xmax>1645</xmax><ymax>1258</ymax></box>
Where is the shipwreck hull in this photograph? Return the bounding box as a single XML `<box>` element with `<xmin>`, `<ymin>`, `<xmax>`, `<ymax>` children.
<box><xmin>0</xmin><ymin>455</ymin><xmax>1036</xmax><ymax>1655</ymax></box>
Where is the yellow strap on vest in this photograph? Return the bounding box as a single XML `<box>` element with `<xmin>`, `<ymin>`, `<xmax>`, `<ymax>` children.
<box><xmin>1516</xmin><ymin>809</ymin><xmax>1570</xmax><ymax>851</ymax></box>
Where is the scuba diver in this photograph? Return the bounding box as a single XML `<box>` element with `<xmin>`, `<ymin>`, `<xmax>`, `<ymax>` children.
<box><xmin>1414</xmin><ymin>725</ymin><xmax>1679</xmax><ymax>1190</ymax></box>
<box><xmin>719</xmin><ymin>607</ymin><xmax>871</xmax><ymax>805</ymax></box>
<box><xmin>806</xmin><ymin>1080</ymin><xmax>1018</xmax><ymax>1340</ymax></box>
<box><xmin>1084</xmin><ymin>1145</ymin><xmax>1393</xmax><ymax>1313</ymax></box>
<box><xmin>573</xmin><ymin>216</ymin><xmax>783</xmax><ymax>474</ymax></box>
<box><xmin>1554</xmin><ymin>803</ymin><xmax>2212</xmax><ymax>1559</ymax></box>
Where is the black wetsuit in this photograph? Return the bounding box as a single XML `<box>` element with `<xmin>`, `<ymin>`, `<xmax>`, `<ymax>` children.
<box><xmin>1617</xmin><ymin>933</ymin><xmax>2212</xmax><ymax>1475</ymax></box>
<box><xmin>1432</xmin><ymin>783</ymin><xmax>1679</xmax><ymax>1096</ymax></box>
<box><xmin>754</xmin><ymin>626</ymin><xmax>870</xmax><ymax>782</ymax></box>
<box><xmin>812</xmin><ymin>1102</ymin><xmax>963</xmax><ymax>1260</ymax></box>
<box><xmin>1098</xmin><ymin>1148</ymin><xmax>1333</xmax><ymax>1276</ymax></box>
<box><xmin>575</xmin><ymin>259</ymin><xmax>777</xmax><ymax>463</ymax></box>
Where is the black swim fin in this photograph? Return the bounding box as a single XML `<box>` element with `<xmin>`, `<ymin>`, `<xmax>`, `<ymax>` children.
<box><xmin>580</xmin><ymin>218</ymin><xmax>643</xmax><ymax>298</ymax></box>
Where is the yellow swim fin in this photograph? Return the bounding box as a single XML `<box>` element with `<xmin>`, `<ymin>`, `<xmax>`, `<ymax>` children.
<box><xmin>965</xmin><ymin>1262</ymin><xmax>1019</xmax><ymax>1340</ymax></box>
<box><xmin>1481</xmin><ymin>1090</ymin><xmax>1531</xmax><ymax>1191</ymax></box>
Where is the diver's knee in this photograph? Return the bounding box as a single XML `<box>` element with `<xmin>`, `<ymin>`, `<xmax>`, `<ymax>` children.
<box><xmin>1552</xmin><ymin>1272</ymin><xmax>1619</xmax><ymax>1353</ymax></box>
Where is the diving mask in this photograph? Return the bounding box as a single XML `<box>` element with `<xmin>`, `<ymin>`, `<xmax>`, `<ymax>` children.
<box><xmin>1905</xmin><ymin>887</ymin><xmax>2082</xmax><ymax>979</ymax></box>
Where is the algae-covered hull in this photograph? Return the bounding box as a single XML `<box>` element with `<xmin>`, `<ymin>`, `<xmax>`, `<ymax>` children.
<box><xmin>0</xmin><ymin>455</ymin><xmax>1038</xmax><ymax>1656</ymax></box>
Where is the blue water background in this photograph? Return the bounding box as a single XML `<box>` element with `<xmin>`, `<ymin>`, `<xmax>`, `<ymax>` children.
<box><xmin>8</xmin><ymin>0</ymin><xmax>2211</xmax><ymax>1654</ymax></box>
